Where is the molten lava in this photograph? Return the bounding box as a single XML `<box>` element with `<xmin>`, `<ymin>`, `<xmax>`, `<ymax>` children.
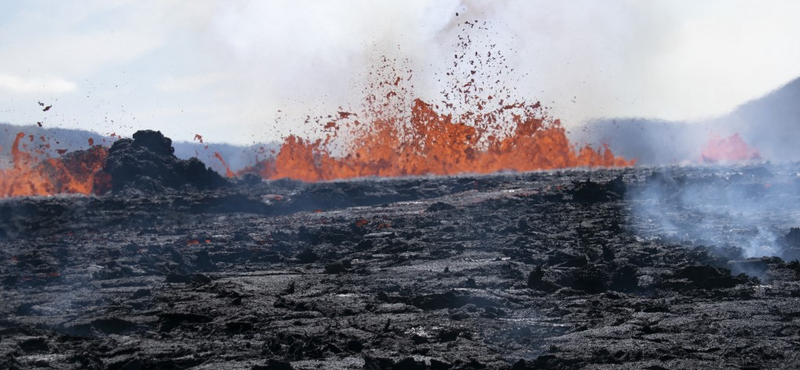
<box><xmin>244</xmin><ymin>98</ymin><xmax>633</xmax><ymax>182</ymax></box>
<box><xmin>1</xmin><ymin>22</ymin><xmax>634</xmax><ymax>197</ymax></box>
<box><xmin>700</xmin><ymin>133</ymin><xmax>760</xmax><ymax>163</ymax></box>
<box><xmin>0</xmin><ymin>132</ymin><xmax>109</xmax><ymax>198</ymax></box>
<box><xmin>241</xmin><ymin>25</ymin><xmax>633</xmax><ymax>182</ymax></box>
<box><xmin>214</xmin><ymin>152</ymin><xmax>235</xmax><ymax>178</ymax></box>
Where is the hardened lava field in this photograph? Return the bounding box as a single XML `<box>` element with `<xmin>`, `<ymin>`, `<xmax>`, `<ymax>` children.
<box><xmin>1</xmin><ymin>141</ymin><xmax>800</xmax><ymax>369</ymax></box>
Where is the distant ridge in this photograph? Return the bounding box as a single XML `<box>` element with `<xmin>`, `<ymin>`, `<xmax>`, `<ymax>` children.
<box><xmin>721</xmin><ymin>77</ymin><xmax>800</xmax><ymax>161</ymax></box>
<box><xmin>573</xmin><ymin>76</ymin><xmax>800</xmax><ymax>165</ymax></box>
<box><xmin>4</xmin><ymin>77</ymin><xmax>798</xmax><ymax>172</ymax></box>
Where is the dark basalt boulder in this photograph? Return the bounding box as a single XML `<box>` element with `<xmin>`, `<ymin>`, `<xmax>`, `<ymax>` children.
<box><xmin>527</xmin><ymin>266</ymin><xmax>560</xmax><ymax>293</ymax></box>
<box><xmin>252</xmin><ymin>359</ymin><xmax>294</xmax><ymax>370</ymax></box>
<box><xmin>570</xmin><ymin>176</ymin><xmax>626</xmax><ymax>202</ymax></box>
<box><xmin>102</xmin><ymin>130</ymin><xmax>228</xmax><ymax>193</ymax></box>
<box><xmin>668</xmin><ymin>265</ymin><xmax>749</xmax><ymax>290</ymax></box>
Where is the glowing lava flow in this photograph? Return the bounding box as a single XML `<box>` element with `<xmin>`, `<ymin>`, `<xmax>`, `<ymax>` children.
<box><xmin>245</xmin><ymin>98</ymin><xmax>633</xmax><ymax>182</ymax></box>
<box><xmin>0</xmin><ymin>132</ymin><xmax>109</xmax><ymax>198</ymax></box>
<box><xmin>241</xmin><ymin>24</ymin><xmax>634</xmax><ymax>182</ymax></box>
<box><xmin>700</xmin><ymin>133</ymin><xmax>760</xmax><ymax>163</ymax></box>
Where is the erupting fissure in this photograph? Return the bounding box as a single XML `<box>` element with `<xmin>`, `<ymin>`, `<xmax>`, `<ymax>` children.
<box><xmin>240</xmin><ymin>24</ymin><xmax>634</xmax><ymax>182</ymax></box>
<box><xmin>700</xmin><ymin>133</ymin><xmax>761</xmax><ymax>163</ymax></box>
<box><xmin>243</xmin><ymin>98</ymin><xmax>633</xmax><ymax>182</ymax></box>
<box><xmin>0</xmin><ymin>132</ymin><xmax>108</xmax><ymax>198</ymax></box>
<box><xmin>0</xmin><ymin>22</ymin><xmax>635</xmax><ymax>198</ymax></box>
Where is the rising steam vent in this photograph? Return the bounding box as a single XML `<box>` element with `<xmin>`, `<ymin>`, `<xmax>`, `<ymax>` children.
<box><xmin>779</xmin><ymin>228</ymin><xmax>800</xmax><ymax>261</ymax></box>
<box><xmin>103</xmin><ymin>130</ymin><xmax>228</xmax><ymax>193</ymax></box>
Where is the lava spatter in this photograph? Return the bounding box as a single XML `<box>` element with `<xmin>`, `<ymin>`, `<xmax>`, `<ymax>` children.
<box><xmin>252</xmin><ymin>98</ymin><xmax>632</xmax><ymax>182</ymax></box>
<box><xmin>1</xmin><ymin>22</ymin><xmax>633</xmax><ymax>197</ymax></box>
<box><xmin>0</xmin><ymin>132</ymin><xmax>109</xmax><ymax>198</ymax></box>
<box><xmin>243</xmin><ymin>25</ymin><xmax>633</xmax><ymax>182</ymax></box>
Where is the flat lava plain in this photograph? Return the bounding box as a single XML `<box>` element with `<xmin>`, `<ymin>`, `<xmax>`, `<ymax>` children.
<box><xmin>1</xmin><ymin>145</ymin><xmax>800</xmax><ymax>369</ymax></box>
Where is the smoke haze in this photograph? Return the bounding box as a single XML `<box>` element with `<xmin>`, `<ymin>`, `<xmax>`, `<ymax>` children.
<box><xmin>1</xmin><ymin>1</ymin><xmax>799</xmax><ymax>145</ymax></box>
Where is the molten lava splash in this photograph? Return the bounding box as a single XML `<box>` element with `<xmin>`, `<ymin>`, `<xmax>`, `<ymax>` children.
<box><xmin>242</xmin><ymin>23</ymin><xmax>633</xmax><ymax>181</ymax></box>
<box><xmin>0</xmin><ymin>132</ymin><xmax>109</xmax><ymax>198</ymax></box>
<box><xmin>213</xmin><ymin>152</ymin><xmax>235</xmax><ymax>178</ymax></box>
<box><xmin>700</xmin><ymin>133</ymin><xmax>760</xmax><ymax>163</ymax></box>
<box><xmin>245</xmin><ymin>98</ymin><xmax>633</xmax><ymax>182</ymax></box>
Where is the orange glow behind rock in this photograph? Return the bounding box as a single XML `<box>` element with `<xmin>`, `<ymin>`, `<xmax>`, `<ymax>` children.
<box><xmin>0</xmin><ymin>132</ymin><xmax>109</xmax><ymax>198</ymax></box>
<box><xmin>700</xmin><ymin>133</ymin><xmax>761</xmax><ymax>163</ymax></box>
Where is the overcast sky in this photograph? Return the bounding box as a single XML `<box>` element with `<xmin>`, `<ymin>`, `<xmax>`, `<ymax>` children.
<box><xmin>0</xmin><ymin>0</ymin><xmax>799</xmax><ymax>145</ymax></box>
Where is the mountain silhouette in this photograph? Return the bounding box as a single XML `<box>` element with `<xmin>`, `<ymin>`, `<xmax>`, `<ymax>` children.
<box><xmin>720</xmin><ymin>77</ymin><xmax>800</xmax><ymax>161</ymax></box>
<box><xmin>3</xmin><ymin>77</ymin><xmax>799</xmax><ymax>171</ymax></box>
<box><xmin>574</xmin><ymin>76</ymin><xmax>800</xmax><ymax>165</ymax></box>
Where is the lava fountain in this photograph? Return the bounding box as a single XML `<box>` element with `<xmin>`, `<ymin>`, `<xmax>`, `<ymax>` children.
<box><xmin>241</xmin><ymin>28</ymin><xmax>634</xmax><ymax>182</ymax></box>
<box><xmin>245</xmin><ymin>98</ymin><xmax>633</xmax><ymax>182</ymax></box>
<box><xmin>0</xmin><ymin>22</ymin><xmax>634</xmax><ymax>198</ymax></box>
<box><xmin>0</xmin><ymin>133</ymin><xmax>109</xmax><ymax>198</ymax></box>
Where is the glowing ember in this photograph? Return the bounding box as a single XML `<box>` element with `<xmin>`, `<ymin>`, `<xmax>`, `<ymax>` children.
<box><xmin>214</xmin><ymin>152</ymin><xmax>235</xmax><ymax>178</ymax></box>
<box><xmin>700</xmin><ymin>133</ymin><xmax>760</xmax><ymax>163</ymax></box>
<box><xmin>0</xmin><ymin>132</ymin><xmax>110</xmax><ymax>198</ymax></box>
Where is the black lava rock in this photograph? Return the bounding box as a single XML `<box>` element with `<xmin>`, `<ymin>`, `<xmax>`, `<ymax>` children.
<box><xmin>427</xmin><ymin>202</ymin><xmax>456</xmax><ymax>212</ymax></box>
<box><xmin>670</xmin><ymin>265</ymin><xmax>746</xmax><ymax>289</ymax></box>
<box><xmin>102</xmin><ymin>130</ymin><xmax>228</xmax><ymax>193</ymax></box>
<box><xmin>571</xmin><ymin>265</ymin><xmax>610</xmax><ymax>293</ymax></box>
<box><xmin>610</xmin><ymin>265</ymin><xmax>639</xmax><ymax>292</ymax></box>
<box><xmin>252</xmin><ymin>359</ymin><xmax>294</xmax><ymax>370</ymax></box>
<box><xmin>363</xmin><ymin>355</ymin><xmax>395</xmax><ymax>370</ymax></box>
<box><xmin>528</xmin><ymin>266</ymin><xmax>559</xmax><ymax>293</ymax></box>
<box><xmin>571</xmin><ymin>176</ymin><xmax>626</xmax><ymax>202</ymax></box>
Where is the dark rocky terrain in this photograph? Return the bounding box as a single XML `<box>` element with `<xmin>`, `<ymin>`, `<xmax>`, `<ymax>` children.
<box><xmin>1</xmin><ymin>138</ymin><xmax>800</xmax><ymax>369</ymax></box>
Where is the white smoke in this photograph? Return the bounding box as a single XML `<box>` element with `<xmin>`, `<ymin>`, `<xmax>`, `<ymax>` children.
<box><xmin>627</xmin><ymin>166</ymin><xmax>800</xmax><ymax>262</ymax></box>
<box><xmin>1</xmin><ymin>1</ymin><xmax>799</xmax><ymax>146</ymax></box>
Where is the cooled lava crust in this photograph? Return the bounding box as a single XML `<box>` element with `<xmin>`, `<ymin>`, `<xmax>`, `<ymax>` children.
<box><xmin>1</xmin><ymin>148</ymin><xmax>800</xmax><ymax>369</ymax></box>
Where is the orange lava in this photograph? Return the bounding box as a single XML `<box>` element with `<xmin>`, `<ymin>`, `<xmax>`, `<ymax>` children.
<box><xmin>213</xmin><ymin>152</ymin><xmax>235</xmax><ymax>178</ymax></box>
<box><xmin>240</xmin><ymin>27</ymin><xmax>633</xmax><ymax>182</ymax></box>
<box><xmin>0</xmin><ymin>132</ymin><xmax>109</xmax><ymax>198</ymax></box>
<box><xmin>244</xmin><ymin>97</ymin><xmax>633</xmax><ymax>182</ymax></box>
<box><xmin>700</xmin><ymin>133</ymin><xmax>760</xmax><ymax>163</ymax></box>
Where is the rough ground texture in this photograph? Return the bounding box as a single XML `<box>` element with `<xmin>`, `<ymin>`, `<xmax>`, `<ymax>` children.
<box><xmin>1</xmin><ymin>165</ymin><xmax>800</xmax><ymax>369</ymax></box>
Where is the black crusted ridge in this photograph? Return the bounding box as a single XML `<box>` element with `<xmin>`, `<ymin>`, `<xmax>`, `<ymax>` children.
<box><xmin>103</xmin><ymin>130</ymin><xmax>228</xmax><ymax>193</ymax></box>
